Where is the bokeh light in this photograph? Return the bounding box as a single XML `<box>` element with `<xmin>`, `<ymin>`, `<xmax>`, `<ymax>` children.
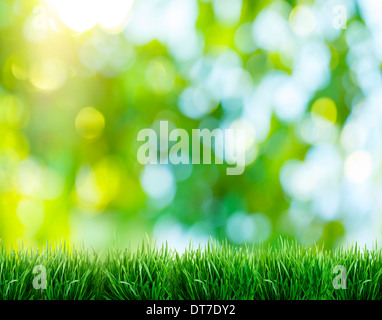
<box><xmin>0</xmin><ymin>0</ymin><xmax>382</xmax><ymax>251</ymax></box>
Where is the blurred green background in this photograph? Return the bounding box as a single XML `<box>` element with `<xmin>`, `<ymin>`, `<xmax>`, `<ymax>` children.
<box><xmin>0</xmin><ymin>0</ymin><xmax>380</xmax><ymax>250</ymax></box>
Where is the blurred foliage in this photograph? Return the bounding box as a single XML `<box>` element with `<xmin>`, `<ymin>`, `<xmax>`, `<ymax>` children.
<box><xmin>0</xmin><ymin>0</ymin><xmax>379</xmax><ymax>250</ymax></box>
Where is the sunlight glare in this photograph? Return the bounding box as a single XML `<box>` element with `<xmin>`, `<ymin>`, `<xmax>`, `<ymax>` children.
<box><xmin>45</xmin><ymin>0</ymin><xmax>134</xmax><ymax>33</ymax></box>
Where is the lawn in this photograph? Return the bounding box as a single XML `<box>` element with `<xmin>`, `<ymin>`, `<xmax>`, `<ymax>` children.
<box><xmin>0</xmin><ymin>239</ymin><xmax>380</xmax><ymax>300</ymax></box>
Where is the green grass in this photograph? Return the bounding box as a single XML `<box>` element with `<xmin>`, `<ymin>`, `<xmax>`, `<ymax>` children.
<box><xmin>0</xmin><ymin>239</ymin><xmax>381</xmax><ymax>300</ymax></box>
